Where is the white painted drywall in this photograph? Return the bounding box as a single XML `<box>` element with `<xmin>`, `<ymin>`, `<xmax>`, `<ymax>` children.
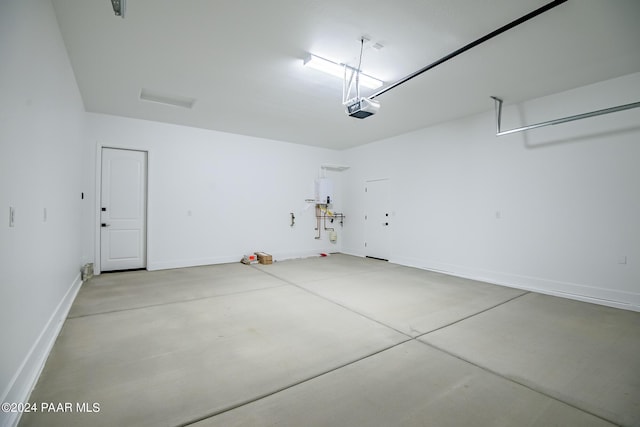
<box><xmin>1</xmin><ymin>6</ymin><xmax>638</xmax><ymax>425</ymax></box>
<box><xmin>83</xmin><ymin>113</ymin><xmax>345</xmax><ymax>271</ymax></box>
<box><xmin>342</xmin><ymin>73</ymin><xmax>640</xmax><ymax>310</ymax></box>
<box><xmin>0</xmin><ymin>0</ymin><xmax>86</xmax><ymax>422</ymax></box>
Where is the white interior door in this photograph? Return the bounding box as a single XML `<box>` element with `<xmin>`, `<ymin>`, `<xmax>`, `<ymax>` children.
<box><xmin>364</xmin><ymin>179</ymin><xmax>391</xmax><ymax>260</ymax></box>
<box><xmin>101</xmin><ymin>148</ymin><xmax>147</xmax><ymax>271</ymax></box>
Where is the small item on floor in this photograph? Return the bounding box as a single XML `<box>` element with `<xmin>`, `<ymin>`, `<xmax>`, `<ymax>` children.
<box><xmin>319</xmin><ymin>253</ymin><xmax>328</xmax><ymax>257</ymax></box>
<box><xmin>240</xmin><ymin>254</ymin><xmax>258</xmax><ymax>265</ymax></box>
<box><xmin>255</xmin><ymin>252</ymin><xmax>273</xmax><ymax>265</ymax></box>
<box><xmin>81</xmin><ymin>263</ymin><xmax>94</xmax><ymax>281</ymax></box>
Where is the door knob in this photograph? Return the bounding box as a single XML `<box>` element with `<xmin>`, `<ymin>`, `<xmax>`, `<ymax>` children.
<box><xmin>101</xmin><ymin>223</ymin><xmax>111</xmax><ymax>227</ymax></box>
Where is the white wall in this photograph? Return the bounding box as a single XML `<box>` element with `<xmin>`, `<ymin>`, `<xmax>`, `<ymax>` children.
<box><xmin>1</xmin><ymin>6</ymin><xmax>637</xmax><ymax>426</ymax></box>
<box><xmin>84</xmin><ymin>113</ymin><xmax>345</xmax><ymax>271</ymax></box>
<box><xmin>343</xmin><ymin>73</ymin><xmax>640</xmax><ymax>311</ymax></box>
<box><xmin>0</xmin><ymin>0</ymin><xmax>86</xmax><ymax>423</ymax></box>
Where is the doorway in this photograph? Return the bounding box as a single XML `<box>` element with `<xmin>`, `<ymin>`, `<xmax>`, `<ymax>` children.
<box><xmin>364</xmin><ymin>179</ymin><xmax>391</xmax><ymax>261</ymax></box>
<box><xmin>100</xmin><ymin>148</ymin><xmax>148</xmax><ymax>272</ymax></box>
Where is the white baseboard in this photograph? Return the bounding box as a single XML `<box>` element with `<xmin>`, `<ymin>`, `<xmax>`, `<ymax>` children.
<box><xmin>270</xmin><ymin>249</ymin><xmax>338</xmax><ymax>262</ymax></box>
<box><xmin>339</xmin><ymin>248</ymin><xmax>365</xmax><ymax>258</ymax></box>
<box><xmin>146</xmin><ymin>249</ymin><xmax>342</xmax><ymax>271</ymax></box>
<box><xmin>147</xmin><ymin>256</ymin><xmax>241</xmax><ymax>271</ymax></box>
<box><xmin>107</xmin><ymin>250</ymin><xmax>639</xmax><ymax>312</ymax></box>
<box><xmin>1</xmin><ymin>274</ymin><xmax>83</xmax><ymax>427</ymax></box>
<box><xmin>393</xmin><ymin>255</ymin><xmax>640</xmax><ymax>312</ymax></box>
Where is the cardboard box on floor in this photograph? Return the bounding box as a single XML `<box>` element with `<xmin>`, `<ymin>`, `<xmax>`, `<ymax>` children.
<box><xmin>255</xmin><ymin>252</ymin><xmax>272</xmax><ymax>265</ymax></box>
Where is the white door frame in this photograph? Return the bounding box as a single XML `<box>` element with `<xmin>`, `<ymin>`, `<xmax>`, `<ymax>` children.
<box><xmin>94</xmin><ymin>143</ymin><xmax>151</xmax><ymax>275</ymax></box>
<box><xmin>364</xmin><ymin>178</ymin><xmax>392</xmax><ymax>261</ymax></box>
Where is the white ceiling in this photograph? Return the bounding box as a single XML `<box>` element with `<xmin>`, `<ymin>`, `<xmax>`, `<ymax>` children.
<box><xmin>51</xmin><ymin>0</ymin><xmax>640</xmax><ymax>149</ymax></box>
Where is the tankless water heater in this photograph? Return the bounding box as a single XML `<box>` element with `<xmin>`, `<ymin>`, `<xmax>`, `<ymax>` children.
<box><xmin>315</xmin><ymin>177</ymin><xmax>333</xmax><ymax>204</ymax></box>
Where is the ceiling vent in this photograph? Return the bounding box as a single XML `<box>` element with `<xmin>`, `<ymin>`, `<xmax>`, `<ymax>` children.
<box><xmin>139</xmin><ymin>89</ymin><xmax>196</xmax><ymax>109</ymax></box>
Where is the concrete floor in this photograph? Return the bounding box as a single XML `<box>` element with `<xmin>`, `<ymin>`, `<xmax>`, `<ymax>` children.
<box><xmin>19</xmin><ymin>254</ymin><xmax>639</xmax><ymax>426</ymax></box>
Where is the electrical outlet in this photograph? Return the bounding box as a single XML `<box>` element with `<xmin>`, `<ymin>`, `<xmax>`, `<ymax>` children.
<box><xmin>9</xmin><ymin>206</ymin><xmax>15</xmax><ymax>227</ymax></box>
<box><xmin>618</xmin><ymin>255</ymin><xmax>627</xmax><ymax>265</ymax></box>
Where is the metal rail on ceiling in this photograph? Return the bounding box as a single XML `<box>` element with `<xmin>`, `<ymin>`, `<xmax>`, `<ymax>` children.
<box><xmin>490</xmin><ymin>96</ymin><xmax>640</xmax><ymax>136</ymax></box>
<box><xmin>368</xmin><ymin>0</ymin><xmax>568</xmax><ymax>101</ymax></box>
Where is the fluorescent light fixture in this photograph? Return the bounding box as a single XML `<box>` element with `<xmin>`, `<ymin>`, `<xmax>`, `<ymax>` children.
<box><xmin>304</xmin><ymin>54</ymin><xmax>384</xmax><ymax>90</ymax></box>
<box><xmin>140</xmin><ymin>88</ymin><xmax>196</xmax><ymax>109</ymax></box>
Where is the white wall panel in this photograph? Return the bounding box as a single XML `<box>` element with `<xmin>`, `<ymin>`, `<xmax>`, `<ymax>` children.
<box><xmin>83</xmin><ymin>114</ymin><xmax>345</xmax><ymax>271</ymax></box>
<box><xmin>0</xmin><ymin>0</ymin><xmax>86</xmax><ymax>423</ymax></box>
<box><xmin>343</xmin><ymin>73</ymin><xmax>640</xmax><ymax>310</ymax></box>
